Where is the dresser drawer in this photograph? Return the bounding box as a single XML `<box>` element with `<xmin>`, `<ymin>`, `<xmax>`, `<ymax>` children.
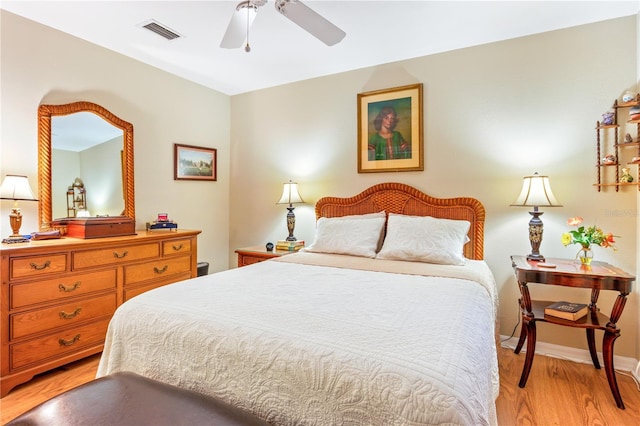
<box><xmin>162</xmin><ymin>238</ymin><xmax>192</xmax><ymax>256</ymax></box>
<box><xmin>124</xmin><ymin>256</ymin><xmax>192</xmax><ymax>286</ymax></box>
<box><xmin>124</xmin><ymin>272</ymin><xmax>192</xmax><ymax>302</ymax></box>
<box><xmin>10</xmin><ymin>254</ymin><xmax>67</xmax><ymax>279</ymax></box>
<box><xmin>10</xmin><ymin>269</ymin><xmax>117</xmax><ymax>309</ymax></box>
<box><xmin>73</xmin><ymin>243</ymin><xmax>160</xmax><ymax>269</ymax></box>
<box><xmin>238</xmin><ymin>254</ymin><xmax>267</xmax><ymax>267</ymax></box>
<box><xmin>10</xmin><ymin>318</ymin><xmax>110</xmax><ymax>370</ymax></box>
<box><xmin>11</xmin><ymin>293</ymin><xmax>117</xmax><ymax>339</ymax></box>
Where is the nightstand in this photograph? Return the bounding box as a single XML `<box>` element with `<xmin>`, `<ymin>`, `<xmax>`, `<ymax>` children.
<box><xmin>235</xmin><ymin>245</ymin><xmax>296</xmax><ymax>267</ymax></box>
<box><xmin>510</xmin><ymin>255</ymin><xmax>635</xmax><ymax>409</ymax></box>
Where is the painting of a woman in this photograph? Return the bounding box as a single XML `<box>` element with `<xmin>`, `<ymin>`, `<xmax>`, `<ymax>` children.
<box><xmin>367</xmin><ymin>105</ymin><xmax>411</xmax><ymax>161</ymax></box>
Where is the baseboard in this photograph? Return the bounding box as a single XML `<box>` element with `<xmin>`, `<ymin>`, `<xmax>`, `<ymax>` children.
<box><xmin>500</xmin><ymin>335</ymin><xmax>640</xmax><ymax>381</ymax></box>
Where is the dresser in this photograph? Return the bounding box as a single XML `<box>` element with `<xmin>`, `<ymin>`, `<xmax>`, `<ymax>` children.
<box><xmin>0</xmin><ymin>229</ymin><xmax>201</xmax><ymax>397</ymax></box>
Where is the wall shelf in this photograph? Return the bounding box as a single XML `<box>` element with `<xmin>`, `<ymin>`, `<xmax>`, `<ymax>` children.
<box><xmin>594</xmin><ymin>97</ymin><xmax>640</xmax><ymax>191</ymax></box>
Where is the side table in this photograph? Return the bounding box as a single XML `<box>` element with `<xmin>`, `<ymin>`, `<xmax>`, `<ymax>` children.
<box><xmin>510</xmin><ymin>255</ymin><xmax>635</xmax><ymax>409</ymax></box>
<box><xmin>235</xmin><ymin>245</ymin><xmax>295</xmax><ymax>267</ymax></box>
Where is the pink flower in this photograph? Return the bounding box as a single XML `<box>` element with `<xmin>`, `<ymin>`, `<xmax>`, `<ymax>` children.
<box><xmin>567</xmin><ymin>217</ymin><xmax>583</xmax><ymax>226</ymax></box>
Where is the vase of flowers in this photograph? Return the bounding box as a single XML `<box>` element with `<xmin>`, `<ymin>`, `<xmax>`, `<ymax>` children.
<box><xmin>577</xmin><ymin>247</ymin><xmax>593</xmax><ymax>266</ymax></box>
<box><xmin>561</xmin><ymin>217</ymin><xmax>617</xmax><ymax>265</ymax></box>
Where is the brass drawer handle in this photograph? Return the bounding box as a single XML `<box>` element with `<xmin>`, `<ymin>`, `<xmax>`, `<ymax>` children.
<box><xmin>59</xmin><ymin>334</ymin><xmax>80</xmax><ymax>346</ymax></box>
<box><xmin>113</xmin><ymin>250</ymin><xmax>128</xmax><ymax>259</ymax></box>
<box><xmin>154</xmin><ymin>265</ymin><xmax>168</xmax><ymax>274</ymax></box>
<box><xmin>59</xmin><ymin>308</ymin><xmax>82</xmax><ymax>320</ymax></box>
<box><xmin>172</xmin><ymin>244</ymin><xmax>184</xmax><ymax>251</ymax></box>
<box><xmin>58</xmin><ymin>281</ymin><xmax>81</xmax><ymax>292</ymax></box>
<box><xmin>30</xmin><ymin>260</ymin><xmax>51</xmax><ymax>271</ymax></box>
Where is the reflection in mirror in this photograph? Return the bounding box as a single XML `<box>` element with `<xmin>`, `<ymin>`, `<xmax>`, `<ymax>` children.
<box><xmin>52</xmin><ymin>112</ymin><xmax>124</xmax><ymax>218</ymax></box>
<box><xmin>38</xmin><ymin>102</ymin><xmax>134</xmax><ymax>230</ymax></box>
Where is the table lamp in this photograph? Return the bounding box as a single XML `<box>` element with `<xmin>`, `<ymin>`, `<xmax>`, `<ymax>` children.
<box><xmin>277</xmin><ymin>180</ymin><xmax>304</xmax><ymax>241</ymax></box>
<box><xmin>510</xmin><ymin>172</ymin><xmax>562</xmax><ymax>261</ymax></box>
<box><xmin>1</xmin><ymin>174</ymin><xmax>39</xmax><ymax>243</ymax></box>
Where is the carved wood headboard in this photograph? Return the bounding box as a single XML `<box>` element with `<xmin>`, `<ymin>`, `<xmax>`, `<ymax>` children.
<box><xmin>315</xmin><ymin>182</ymin><xmax>485</xmax><ymax>260</ymax></box>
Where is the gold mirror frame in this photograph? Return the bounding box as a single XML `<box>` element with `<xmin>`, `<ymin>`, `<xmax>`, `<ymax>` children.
<box><xmin>38</xmin><ymin>101</ymin><xmax>135</xmax><ymax>229</ymax></box>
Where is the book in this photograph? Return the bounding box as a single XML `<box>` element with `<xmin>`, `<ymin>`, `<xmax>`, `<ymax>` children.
<box><xmin>277</xmin><ymin>240</ymin><xmax>304</xmax><ymax>246</ymax></box>
<box><xmin>276</xmin><ymin>240</ymin><xmax>305</xmax><ymax>251</ymax></box>
<box><xmin>276</xmin><ymin>244</ymin><xmax>304</xmax><ymax>252</ymax></box>
<box><xmin>544</xmin><ymin>301</ymin><xmax>589</xmax><ymax>321</ymax></box>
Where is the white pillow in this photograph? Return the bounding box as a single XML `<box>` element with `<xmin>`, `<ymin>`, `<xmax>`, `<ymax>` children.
<box><xmin>304</xmin><ymin>212</ymin><xmax>386</xmax><ymax>258</ymax></box>
<box><xmin>376</xmin><ymin>213</ymin><xmax>470</xmax><ymax>265</ymax></box>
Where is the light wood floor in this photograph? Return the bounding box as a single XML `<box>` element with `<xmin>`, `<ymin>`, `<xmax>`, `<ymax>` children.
<box><xmin>1</xmin><ymin>346</ymin><xmax>639</xmax><ymax>425</ymax></box>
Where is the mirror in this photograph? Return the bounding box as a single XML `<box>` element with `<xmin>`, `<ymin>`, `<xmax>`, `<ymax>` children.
<box><xmin>38</xmin><ymin>102</ymin><xmax>134</xmax><ymax>229</ymax></box>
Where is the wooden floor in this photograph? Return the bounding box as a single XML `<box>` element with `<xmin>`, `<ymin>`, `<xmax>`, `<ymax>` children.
<box><xmin>1</xmin><ymin>346</ymin><xmax>639</xmax><ymax>425</ymax></box>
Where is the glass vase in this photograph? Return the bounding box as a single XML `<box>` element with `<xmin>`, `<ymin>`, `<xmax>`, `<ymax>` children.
<box><xmin>577</xmin><ymin>247</ymin><xmax>593</xmax><ymax>266</ymax></box>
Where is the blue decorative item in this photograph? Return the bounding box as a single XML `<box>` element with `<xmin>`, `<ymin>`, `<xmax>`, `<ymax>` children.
<box><xmin>602</xmin><ymin>111</ymin><xmax>615</xmax><ymax>125</ymax></box>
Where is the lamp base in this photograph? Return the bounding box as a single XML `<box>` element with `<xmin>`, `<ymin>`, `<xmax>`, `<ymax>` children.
<box><xmin>526</xmin><ymin>253</ymin><xmax>545</xmax><ymax>262</ymax></box>
<box><xmin>284</xmin><ymin>206</ymin><xmax>297</xmax><ymax>242</ymax></box>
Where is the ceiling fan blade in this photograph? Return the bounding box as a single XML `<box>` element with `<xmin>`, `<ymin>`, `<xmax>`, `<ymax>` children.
<box><xmin>220</xmin><ymin>1</ymin><xmax>259</xmax><ymax>49</ymax></box>
<box><xmin>275</xmin><ymin>0</ymin><xmax>346</xmax><ymax>46</ymax></box>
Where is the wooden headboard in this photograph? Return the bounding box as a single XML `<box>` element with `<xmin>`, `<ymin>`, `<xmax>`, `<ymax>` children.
<box><xmin>315</xmin><ymin>182</ymin><xmax>485</xmax><ymax>260</ymax></box>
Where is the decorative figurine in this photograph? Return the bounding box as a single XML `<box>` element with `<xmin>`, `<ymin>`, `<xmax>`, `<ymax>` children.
<box><xmin>602</xmin><ymin>154</ymin><xmax>616</xmax><ymax>165</ymax></box>
<box><xmin>622</xmin><ymin>91</ymin><xmax>636</xmax><ymax>102</ymax></box>
<box><xmin>620</xmin><ymin>167</ymin><xmax>633</xmax><ymax>183</ymax></box>
<box><xmin>624</xmin><ymin>133</ymin><xmax>633</xmax><ymax>143</ymax></box>
<box><xmin>602</xmin><ymin>111</ymin><xmax>615</xmax><ymax>125</ymax></box>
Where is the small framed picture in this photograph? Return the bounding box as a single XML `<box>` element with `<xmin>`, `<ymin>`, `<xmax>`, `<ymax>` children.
<box><xmin>357</xmin><ymin>83</ymin><xmax>423</xmax><ymax>173</ymax></box>
<box><xmin>174</xmin><ymin>143</ymin><xmax>217</xmax><ymax>181</ymax></box>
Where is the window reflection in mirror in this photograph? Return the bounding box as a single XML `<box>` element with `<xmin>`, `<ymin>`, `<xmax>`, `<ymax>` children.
<box><xmin>51</xmin><ymin>112</ymin><xmax>124</xmax><ymax>218</ymax></box>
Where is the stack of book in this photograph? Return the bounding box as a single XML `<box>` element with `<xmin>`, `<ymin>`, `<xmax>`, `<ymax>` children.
<box><xmin>544</xmin><ymin>301</ymin><xmax>588</xmax><ymax>321</ymax></box>
<box><xmin>276</xmin><ymin>240</ymin><xmax>305</xmax><ymax>251</ymax></box>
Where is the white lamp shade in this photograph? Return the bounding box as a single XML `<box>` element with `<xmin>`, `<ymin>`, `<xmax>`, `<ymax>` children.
<box><xmin>511</xmin><ymin>172</ymin><xmax>561</xmax><ymax>207</ymax></box>
<box><xmin>0</xmin><ymin>175</ymin><xmax>38</xmax><ymax>201</ymax></box>
<box><xmin>277</xmin><ymin>181</ymin><xmax>304</xmax><ymax>205</ymax></box>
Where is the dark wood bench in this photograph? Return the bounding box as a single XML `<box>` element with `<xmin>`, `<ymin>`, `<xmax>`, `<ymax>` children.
<box><xmin>6</xmin><ymin>372</ymin><xmax>270</xmax><ymax>426</ymax></box>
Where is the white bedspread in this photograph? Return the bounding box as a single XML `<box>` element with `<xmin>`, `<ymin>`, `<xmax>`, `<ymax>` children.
<box><xmin>98</xmin><ymin>253</ymin><xmax>499</xmax><ymax>425</ymax></box>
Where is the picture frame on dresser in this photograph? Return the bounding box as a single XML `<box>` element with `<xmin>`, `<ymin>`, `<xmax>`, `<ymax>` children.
<box><xmin>174</xmin><ymin>143</ymin><xmax>217</xmax><ymax>181</ymax></box>
<box><xmin>357</xmin><ymin>83</ymin><xmax>424</xmax><ymax>173</ymax></box>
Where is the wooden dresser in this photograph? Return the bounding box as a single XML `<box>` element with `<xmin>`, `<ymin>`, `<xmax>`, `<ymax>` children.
<box><xmin>0</xmin><ymin>229</ymin><xmax>201</xmax><ymax>397</ymax></box>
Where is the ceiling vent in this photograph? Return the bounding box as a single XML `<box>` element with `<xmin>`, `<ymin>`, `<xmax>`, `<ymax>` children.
<box><xmin>140</xmin><ymin>20</ymin><xmax>182</xmax><ymax>41</ymax></box>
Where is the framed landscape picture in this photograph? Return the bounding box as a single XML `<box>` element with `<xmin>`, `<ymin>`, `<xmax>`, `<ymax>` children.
<box><xmin>357</xmin><ymin>83</ymin><xmax>423</xmax><ymax>173</ymax></box>
<box><xmin>174</xmin><ymin>143</ymin><xmax>217</xmax><ymax>181</ymax></box>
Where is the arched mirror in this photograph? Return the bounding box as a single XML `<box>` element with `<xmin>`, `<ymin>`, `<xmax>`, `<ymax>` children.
<box><xmin>38</xmin><ymin>102</ymin><xmax>134</xmax><ymax>229</ymax></box>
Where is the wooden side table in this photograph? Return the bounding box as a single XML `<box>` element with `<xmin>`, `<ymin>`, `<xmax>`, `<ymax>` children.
<box><xmin>510</xmin><ymin>255</ymin><xmax>635</xmax><ymax>409</ymax></box>
<box><xmin>235</xmin><ymin>245</ymin><xmax>295</xmax><ymax>267</ymax></box>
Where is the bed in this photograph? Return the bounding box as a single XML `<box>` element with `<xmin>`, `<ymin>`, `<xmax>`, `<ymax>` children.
<box><xmin>97</xmin><ymin>182</ymin><xmax>499</xmax><ymax>425</ymax></box>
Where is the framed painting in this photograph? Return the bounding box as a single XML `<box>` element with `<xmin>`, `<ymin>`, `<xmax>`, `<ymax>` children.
<box><xmin>174</xmin><ymin>143</ymin><xmax>217</xmax><ymax>181</ymax></box>
<box><xmin>357</xmin><ymin>83</ymin><xmax>423</xmax><ymax>173</ymax></box>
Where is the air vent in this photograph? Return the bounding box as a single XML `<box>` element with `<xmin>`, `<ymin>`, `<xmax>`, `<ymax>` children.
<box><xmin>140</xmin><ymin>20</ymin><xmax>182</xmax><ymax>40</ymax></box>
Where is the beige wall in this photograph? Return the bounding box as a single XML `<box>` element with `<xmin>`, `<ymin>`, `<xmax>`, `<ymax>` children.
<box><xmin>230</xmin><ymin>17</ymin><xmax>639</xmax><ymax>358</ymax></box>
<box><xmin>0</xmin><ymin>11</ymin><xmax>231</xmax><ymax>273</ymax></box>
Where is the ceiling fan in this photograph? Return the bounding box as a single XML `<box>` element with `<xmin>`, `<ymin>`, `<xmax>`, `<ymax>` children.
<box><xmin>220</xmin><ymin>0</ymin><xmax>346</xmax><ymax>52</ymax></box>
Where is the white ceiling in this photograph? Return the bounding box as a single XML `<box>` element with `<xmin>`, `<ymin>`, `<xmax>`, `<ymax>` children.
<box><xmin>2</xmin><ymin>1</ymin><xmax>639</xmax><ymax>96</ymax></box>
<box><xmin>52</xmin><ymin>112</ymin><xmax>123</xmax><ymax>151</ymax></box>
